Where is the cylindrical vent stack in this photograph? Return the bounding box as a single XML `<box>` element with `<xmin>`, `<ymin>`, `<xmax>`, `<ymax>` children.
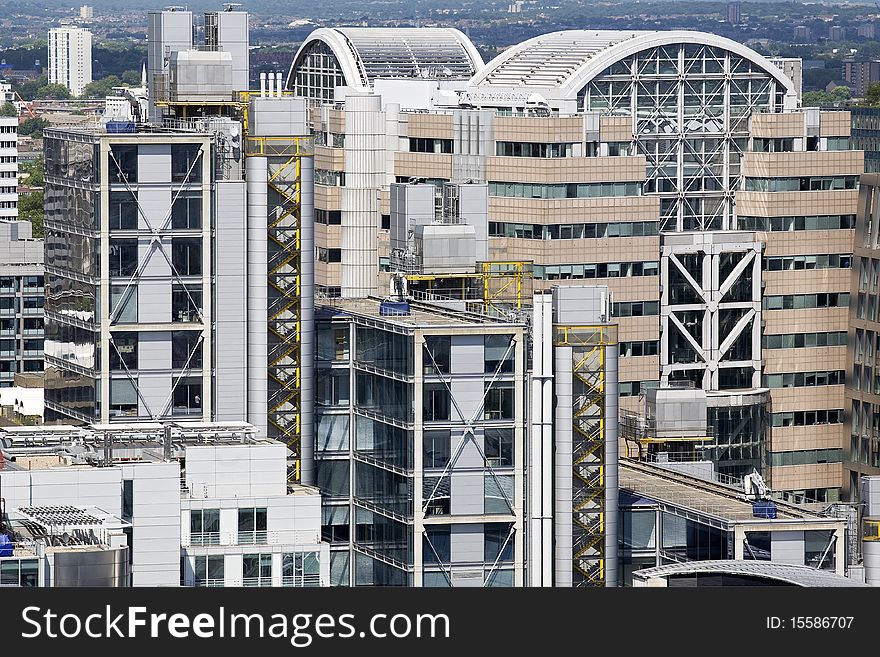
<box><xmin>299</xmin><ymin>156</ymin><xmax>316</xmax><ymax>485</ymax></box>
<box><xmin>862</xmin><ymin>475</ymin><xmax>880</xmax><ymax>586</ymax></box>
<box><xmin>246</xmin><ymin>156</ymin><xmax>269</xmax><ymax>438</ymax></box>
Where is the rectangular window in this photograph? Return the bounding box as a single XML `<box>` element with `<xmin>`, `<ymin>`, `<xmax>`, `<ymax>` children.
<box><xmin>109</xmin><ymin>144</ymin><xmax>137</xmax><ymax>184</ymax></box>
<box><xmin>282</xmin><ymin>552</ymin><xmax>321</xmax><ymax>587</ymax></box>
<box><xmin>172</xmin><ymin>238</ymin><xmax>202</xmax><ymax>276</ymax></box>
<box><xmin>108</xmin><ymin>239</ymin><xmax>138</xmax><ymax>277</ymax></box>
<box><xmin>172</xmin><ymin>284</ymin><xmax>202</xmax><ymax>322</ymax></box>
<box><xmin>242</xmin><ymin>553</ymin><xmax>272</xmax><ymax>586</ymax></box>
<box><xmin>190</xmin><ymin>508</ymin><xmax>220</xmax><ymax>545</ymax></box>
<box><xmin>171</xmin><ymin>144</ymin><xmax>202</xmax><ymax>183</ymax></box>
<box><xmin>122</xmin><ymin>480</ymin><xmax>134</xmax><ymax>518</ymax></box>
<box><xmin>171</xmin><ymin>192</ymin><xmax>202</xmax><ymax>230</ymax></box>
<box><xmin>485</xmin><ymin>427</ymin><xmax>513</xmax><ymax>466</ymax></box>
<box><xmin>172</xmin><ymin>378</ymin><xmax>202</xmax><ymax>416</ymax></box>
<box><xmin>193</xmin><ymin>555</ymin><xmax>224</xmax><ymax>586</ymax></box>
<box><xmin>424</xmin><ymin>335</ymin><xmax>451</xmax><ymax>374</ymax></box>
<box><xmin>110</xmin><ymin>285</ymin><xmax>138</xmax><ymax>323</ymax></box>
<box><xmin>423</xmin><ymin>429</ymin><xmax>450</xmax><ymax>468</ymax></box>
<box><xmin>423</xmin><ymin>383</ymin><xmax>450</xmax><ymax>422</ymax></box>
<box><xmin>485</xmin><ymin>334</ymin><xmax>514</xmax><ymax>373</ymax></box>
<box><xmin>484</xmin><ymin>382</ymin><xmax>515</xmax><ymax>420</ymax></box>
<box><xmin>110</xmin><ymin>378</ymin><xmax>138</xmax><ymax>417</ymax></box>
<box><xmin>239</xmin><ymin>508</ymin><xmax>268</xmax><ymax>545</ymax></box>
<box><xmin>109</xmin><ymin>331</ymin><xmax>138</xmax><ymax>371</ymax></box>
<box><xmin>108</xmin><ymin>192</ymin><xmax>138</xmax><ymax>230</ymax></box>
<box><xmin>171</xmin><ymin>331</ymin><xmax>203</xmax><ymax>369</ymax></box>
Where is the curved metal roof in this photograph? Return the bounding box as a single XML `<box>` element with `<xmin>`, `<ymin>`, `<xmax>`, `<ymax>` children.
<box><xmin>633</xmin><ymin>560</ymin><xmax>866</xmax><ymax>587</ymax></box>
<box><xmin>469</xmin><ymin>30</ymin><xmax>796</xmax><ymax>99</ymax></box>
<box><xmin>287</xmin><ymin>27</ymin><xmax>484</xmax><ymax>91</ymax></box>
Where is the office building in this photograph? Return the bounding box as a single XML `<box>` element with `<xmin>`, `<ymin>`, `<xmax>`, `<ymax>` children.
<box><xmin>830</xmin><ymin>26</ymin><xmax>847</xmax><ymax>42</ymax></box>
<box><xmin>845</xmin><ymin>174</ymin><xmax>880</xmax><ymax>498</ymax></box>
<box><xmin>290</xmin><ymin>28</ymin><xmax>859</xmax><ymax>499</ymax></box>
<box><xmin>619</xmin><ymin>459</ymin><xmax>850</xmax><ymax>585</ymax></box>
<box><xmin>843</xmin><ymin>59</ymin><xmax>880</xmax><ymax>97</ymax></box>
<box><xmin>858</xmin><ymin>23</ymin><xmax>876</xmax><ymax>40</ymax></box>
<box><xmin>80</xmin><ymin>5</ymin><xmax>93</xmax><ymax>20</ymax></box>
<box><xmin>0</xmin><ymin>421</ymin><xmax>328</xmax><ymax>587</ymax></box>
<box><xmin>314</xmin><ymin>297</ymin><xmax>527</xmax><ymax>586</ymax></box>
<box><xmin>852</xmin><ymin>107</ymin><xmax>880</xmax><ymax>173</ymax></box>
<box><xmin>793</xmin><ymin>26</ymin><xmax>812</xmax><ymax>42</ymax></box>
<box><xmin>0</xmin><ymin>220</ymin><xmax>44</xmax><ymax>386</ymax></box>
<box><xmin>48</xmin><ymin>26</ymin><xmax>92</xmax><ymax>97</ymax></box>
<box><xmin>0</xmin><ymin>116</ymin><xmax>16</xmax><ymax>221</ymax></box>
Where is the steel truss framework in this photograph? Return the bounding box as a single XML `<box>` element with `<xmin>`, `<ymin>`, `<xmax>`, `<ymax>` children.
<box><xmin>104</xmin><ymin>143</ymin><xmax>208</xmax><ymax>421</ymax></box>
<box><xmin>660</xmin><ymin>236</ymin><xmax>762</xmax><ymax>390</ymax></box>
<box><xmin>580</xmin><ymin>43</ymin><xmax>785</xmax><ymax>232</ymax></box>
<box><xmin>554</xmin><ymin>325</ymin><xmax>615</xmax><ymax>587</ymax></box>
<box><xmin>420</xmin><ymin>333</ymin><xmax>518</xmax><ymax>587</ymax></box>
<box><xmin>247</xmin><ymin>137</ymin><xmax>311</xmax><ymax>477</ymax></box>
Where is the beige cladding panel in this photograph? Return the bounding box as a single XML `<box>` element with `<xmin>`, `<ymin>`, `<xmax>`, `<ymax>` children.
<box><xmin>314</xmin><ymin>184</ymin><xmax>342</xmax><ymax>210</ymax></box>
<box><xmin>314</xmin><ymin>224</ymin><xmax>341</xmax><ymax>250</ymax></box>
<box><xmin>819</xmin><ymin>111</ymin><xmax>852</xmax><ymax>137</ymax></box>
<box><xmin>328</xmin><ymin>109</ymin><xmax>345</xmax><ymax>134</ymax></box>
<box><xmin>405</xmin><ymin>112</ymin><xmax>454</xmax><ymax>140</ymax></box>
<box><xmin>492</xmin><ymin>115</ymin><xmax>584</xmax><ymax>143</ymax></box>
<box><xmin>762</xmin><ymin>230</ymin><xmax>854</xmax><ymax>257</ymax></box>
<box><xmin>741</xmin><ymin>150</ymin><xmax>863</xmax><ymax>178</ymax></box>
<box><xmin>394</xmin><ymin>151</ymin><xmax>453</xmax><ymax>180</ymax></box>
<box><xmin>489</xmin><ymin>195</ymin><xmax>659</xmax><ymax>223</ymax></box>
<box><xmin>598</xmin><ymin>115</ymin><xmax>633</xmax><ymax>142</ymax></box>
<box><xmin>314</xmin><ymin>146</ymin><xmax>345</xmax><ymax>172</ymax></box>
<box><xmin>769</xmin><ymin>386</ymin><xmax>845</xmax><ymax>413</ymax></box>
<box><xmin>769</xmin><ymin>463</ymin><xmax>842</xmax><ymax>491</ymax></box>
<box><xmin>762</xmin><ymin>269</ymin><xmax>852</xmax><ymax>296</ymax></box>
<box><xmin>489</xmin><ymin>236</ymin><xmax>660</xmax><ymax>264</ymax></box>
<box><xmin>619</xmin><ymin>355</ymin><xmax>659</xmax><ymax>383</ymax></box>
<box><xmin>735</xmin><ymin>190</ymin><xmax>859</xmax><ymax>217</ymax></box>
<box><xmin>769</xmin><ymin>426</ymin><xmax>844</xmax><ymax>452</ymax></box>
<box><xmin>763</xmin><ymin>346</ymin><xmax>847</xmax><ymax>373</ymax></box>
<box><xmin>749</xmin><ymin>112</ymin><xmax>805</xmax><ymax>138</ymax></box>
<box><xmin>486</xmin><ymin>155</ymin><xmax>647</xmax><ymax>184</ymax></box>
<box><xmin>614</xmin><ymin>316</ymin><xmax>660</xmax><ymax>342</ymax></box>
<box><xmin>764</xmin><ymin>308</ymin><xmax>849</xmax><ymax>334</ymax></box>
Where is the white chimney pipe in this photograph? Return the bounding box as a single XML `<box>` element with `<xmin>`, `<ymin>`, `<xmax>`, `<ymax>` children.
<box><xmin>260</xmin><ymin>72</ymin><xmax>266</xmax><ymax>98</ymax></box>
<box><xmin>529</xmin><ymin>292</ymin><xmax>544</xmax><ymax>586</ymax></box>
<box><xmin>267</xmin><ymin>72</ymin><xmax>275</xmax><ymax>98</ymax></box>
<box><xmin>276</xmin><ymin>72</ymin><xmax>283</xmax><ymax>97</ymax></box>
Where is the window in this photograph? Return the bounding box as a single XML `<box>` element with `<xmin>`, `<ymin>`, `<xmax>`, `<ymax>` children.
<box><xmin>495</xmin><ymin>141</ymin><xmax>574</xmax><ymax>158</ymax></box>
<box><xmin>172</xmin><ymin>238</ymin><xmax>202</xmax><ymax>276</ymax></box>
<box><xmin>193</xmin><ymin>555</ymin><xmax>224</xmax><ymax>587</ymax></box>
<box><xmin>423</xmin><ymin>526</ymin><xmax>451</xmax><ymax>565</ymax></box>
<box><xmin>613</xmin><ymin>301</ymin><xmax>660</xmax><ymax>317</ymax></box>
<box><xmin>410</xmin><ymin>137</ymin><xmax>453</xmax><ymax>153</ymax></box>
<box><xmin>171</xmin><ymin>144</ymin><xmax>202</xmax><ymax>183</ymax></box>
<box><xmin>110</xmin><ymin>285</ymin><xmax>137</xmax><ymax>323</ymax></box>
<box><xmin>423</xmin><ymin>429</ymin><xmax>450</xmax><ymax>468</ymax></box>
<box><xmin>423</xmin><ymin>476</ymin><xmax>450</xmax><ymax>515</ymax></box>
<box><xmin>242</xmin><ymin>553</ymin><xmax>272</xmax><ymax>586</ymax></box>
<box><xmin>485</xmin><ymin>334</ymin><xmax>514</xmax><ymax>373</ymax></box>
<box><xmin>485</xmin><ymin>474</ymin><xmax>514</xmax><ymax>514</ymax></box>
<box><xmin>423</xmin><ymin>383</ymin><xmax>450</xmax><ymax>422</ymax></box>
<box><xmin>109</xmin><ymin>144</ymin><xmax>137</xmax><ymax>184</ymax></box>
<box><xmin>110</xmin><ymin>378</ymin><xmax>138</xmax><ymax>416</ymax></box>
<box><xmin>484</xmin><ymin>523</ymin><xmax>513</xmax><ymax>563</ymax></box>
<box><xmin>316</xmin><ymin>370</ymin><xmax>349</xmax><ymax>406</ymax></box>
<box><xmin>0</xmin><ymin>559</ymin><xmax>39</xmax><ymax>587</ymax></box>
<box><xmin>485</xmin><ymin>427</ymin><xmax>513</xmax><ymax>466</ymax></box>
<box><xmin>282</xmin><ymin>552</ymin><xmax>320</xmax><ymax>587</ymax></box>
<box><xmin>109</xmin><ymin>332</ymin><xmax>137</xmax><ymax>371</ymax></box>
<box><xmin>172</xmin><ymin>331</ymin><xmax>202</xmax><ymax>369</ymax></box>
<box><xmin>190</xmin><ymin>509</ymin><xmax>220</xmax><ymax>545</ymax></box>
<box><xmin>315</xmin><ymin>209</ymin><xmax>342</xmax><ymax>225</ymax></box>
<box><xmin>485</xmin><ymin>382</ymin><xmax>514</xmax><ymax>420</ymax></box>
<box><xmin>122</xmin><ymin>480</ymin><xmax>133</xmax><ymax>518</ymax></box>
<box><xmin>423</xmin><ymin>335</ymin><xmax>451</xmax><ymax>374</ymax></box>
<box><xmin>108</xmin><ymin>239</ymin><xmax>138</xmax><ymax>277</ymax></box>
<box><xmin>238</xmin><ymin>507</ymin><xmax>268</xmax><ymax>545</ymax></box>
<box><xmin>317</xmin><ymin>326</ymin><xmax>349</xmax><ymax>361</ymax></box>
<box><xmin>171</xmin><ymin>192</ymin><xmax>202</xmax><ymax>230</ymax></box>
<box><xmin>108</xmin><ymin>192</ymin><xmax>138</xmax><ymax>230</ymax></box>
<box><xmin>172</xmin><ymin>378</ymin><xmax>201</xmax><ymax>416</ymax></box>
<box><xmin>172</xmin><ymin>284</ymin><xmax>202</xmax><ymax>322</ymax></box>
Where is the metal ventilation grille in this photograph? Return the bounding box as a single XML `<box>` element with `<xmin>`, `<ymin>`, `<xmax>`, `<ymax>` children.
<box><xmin>19</xmin><ymin>506</ymin><xmax>103</xmax><ymax>526</ymax></box>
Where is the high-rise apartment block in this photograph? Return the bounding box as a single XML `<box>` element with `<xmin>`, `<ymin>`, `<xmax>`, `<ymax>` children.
<box><xmin>0</xmin><ymin>117</ymin><xmax>16</xmax><ymax>221</ymax></box>
<box><xmin>0</xmin><ymin>220</ymin><xmax>44</xmax><ymax>387</ymax></box>
<box><xmin>48</xmin><ymin>26</ymin><xmax>92</xmax><ymax>97</ymax></box>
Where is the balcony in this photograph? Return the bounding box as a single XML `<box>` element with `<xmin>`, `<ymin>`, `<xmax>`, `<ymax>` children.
<box><xmin>282</xmin><ymin>574</ymin><xmax>321</xmax><ymax>587</ymax></box>
<box><xmin>242</xmin><ymin>577</ymin><xmax>273</xmax><ymax>587</ymax></box>
<box><xmin>192</xmin><ymin>578</ymin><xmax>224</xmax><ymax>588</ymax></box>
<box><xmin>237</xmin><ymin>530</ymin><xmax>269</xmax><ymax>546</ymax></box>
<box><xmin>189</xmin><ymin>532</ymin><xmax>220</xmax><ymax>547</ymax></box>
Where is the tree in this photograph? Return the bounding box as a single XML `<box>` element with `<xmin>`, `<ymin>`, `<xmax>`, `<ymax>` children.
<box><xmin>35</xmin><ymin>83</ymin><xmax>71</xmax><ymax>100</ymax></box>
<box><xmin>12</xmin><ymin>76</ymin><xmax>48</xmax><ymax>102</ymax></box>
<box><xmin>80</xmin><ymin>75</ymin><xmax>123</xmax><ymax>99</ymax></box>
<box><xmin>17</xmin><ymin>156</ymin><xmax>44</xmax><ymax>238</ymax></box>
<box><xmin>17</xmin><ymin>118</ymin><xmax>49</xmax><ymax>138</ymax></box>
<box><xmin>121</xmin><ymin>69</ymin><xmax>142</xmax><ymax>86</ymax></box>
<box><xmin>863</xmin><ymin>82</ymin><xmax>880</xmax><ymax>107</ymax></box>
<box><xmin>830</xmin><ymin>85</ymin><xmax>851</xmax><ymax>101</ymax></box>
<box><xmin>0</xmin><ymin>102</ymin><xmax>16</xmax><ymax>117</ymax></box>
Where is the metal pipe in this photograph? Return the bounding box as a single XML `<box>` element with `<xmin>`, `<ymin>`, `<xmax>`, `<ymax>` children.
<box><xmin>541</xmin><ymin>292</ymin><xmax>553</xmax><ymax>586</ymax></box>
<box><xmin>299</xmin><ymin>155</ymin><xmax>316</xmax><ymax>485</ymax></box>
<box><xmin>259</xmin><ymin>72</ymin><xmax>266</xmax><ymax>98</ymax></box>
<box><xmin>246</xmin><ymin>156</ymin><xmax>269</xmax><ymax>438</ymax></box>
<box><xmin>529</xmin><ymin>292</ymin><xmax>544</xmax><ymax>586</ymax></box>
<box><xmin>276</xmin><ymin>72</ymin><xmax>283</xmax><ymax>97</ymax></box>
<box><xmin>604</xmin><ymin>341</ymin><xmax>619</xmax><ymax>587</ymax></box>
<box><xmin>267</xmin><ymin>72</ymin><xmax>274</xmax><ymax>98</ymax></box>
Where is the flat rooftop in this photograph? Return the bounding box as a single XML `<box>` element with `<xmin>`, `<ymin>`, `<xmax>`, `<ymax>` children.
<box><xmin>319</xmin><ymin>297</ymin><xmax>524</xmax><ymax>329</ymax></box>
<box><xmin>620</xmin><ymin>459</ymin><xmax>831</xmax><ymax>523</ymax></box>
